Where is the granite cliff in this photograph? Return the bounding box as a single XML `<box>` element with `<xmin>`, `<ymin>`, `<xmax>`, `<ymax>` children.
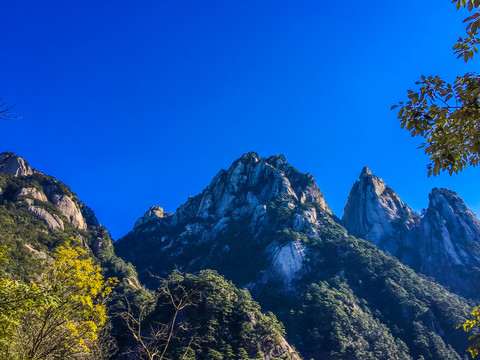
<box><xmin>342</xmin><ymin>168</ymin><xmax>480</xmax><ymax>299</ymax></box>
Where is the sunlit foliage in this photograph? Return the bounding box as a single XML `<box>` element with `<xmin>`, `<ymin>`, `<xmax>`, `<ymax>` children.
<box><xmin>0</xmin><ymin>240</ymin><xmax>117</xmax><ymax>359</ymax></box>
<box><xmin>394</xmin><ymin>0</ymin><xmax>480</xmax><ymax>176</ymax></box>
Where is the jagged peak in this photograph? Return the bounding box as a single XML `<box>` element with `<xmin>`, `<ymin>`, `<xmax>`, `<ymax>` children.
<box><xmin>239</xmin><ymin>152</ymin><xmax>260</xmax><ymax>163</ymax></box>
<box><xmin>353</xmin><ymin>166</ymin><xmax>387</xmax><ymax>197</ymax></box>
<box><xmin>134</xmin><ymin>206</ymin><xmax>171</xmax><ymax>229</ymax></box>
<box><xmin>143</xmin><ymin>152</ymin><xmax>333</xmax><ymax>229</ymax></box>
<box><xmin>265</xmin><ymin>154</ymin><xmax>287</xmax><ymax>167</ymax></box>
<box><xmin>426</xmin><ymin>187</ymin><xmax>476</xmax><ymax>219</ymax></box>
<box><xmin>236</xmin><ymin>153</ymin><xmax>288</xmax><ymax>170</ymax></box>
<box><xmin>342</xmin><ymin>168</ymin><xmax>418</xmax><ymax>247</ymax></box>
<box><xmin>428</xmin><ymin>188</ymin><xmax>461</xmax><ymax>208</ymax></box>
<box><xmin>0</xmin><ymin>152</ymin><xmax>33</xmax><ymax>177</ymax></box>
<box><xmin>360</xmin><ymin>166</ymin><xmax>372</xmax><ymax>176</ymax></box>
<box><xmin>430</xmin><ymin>187</ymin><xmax>457</xmax><ymax>198</ymax></box>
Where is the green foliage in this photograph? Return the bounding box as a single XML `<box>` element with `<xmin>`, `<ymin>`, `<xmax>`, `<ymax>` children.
<box><xmin>124</xmin><ymin>270</ymin><xmax>296</xmax><ymax>360</ymax></box>
<box><xmin>393</xmin><ymin>0</ymin><xmax>480</xmax><ymax>176</ymax></box>
<box><xmin>289</xmin><ymin>281</ymin><xmax>411</xmax><ymax>360</ymax></box>
<box><xmin>262</xmin><ymin>225</ymin><xmax>471</xmax><ymax>360</ymax></box>
<box><xmin>459</xmin><ymin>305</ymin><xmax>480</xmax><ymax>357</ymax></box>
<box><xmin>394</xmin><ymin>74</ymin><xmax>480</xmax><ymax>176</ymax></box>
<box><xmin>0</xmin><ymin>274</ymin><xmax>56</xmax><ymax>356</ymax></box>
<box><xmin>0</xmin><ymin>241</ymin><xmax>117</xmax><ymax>359</ymax></box>
<box><xmin>0</xmin><ymin>170</ymin><xmax>151</xmax><ymax>358</ymax></box>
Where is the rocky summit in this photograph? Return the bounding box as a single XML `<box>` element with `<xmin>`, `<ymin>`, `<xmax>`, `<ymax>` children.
<box><xmin>342</xmin><ymin>168</ymin><xmax>480</xmax><ymax>299</ymax></box>
<box><xmin>0</xmin><ymin>153</ymin><xmax>90</xmax><ymax>232</ymax></box>
<box><xmin>117</xmin><ymin>152</ymin><xmax>475</xmax><ymax>360</ymax></box>
<box><xmin>117</xmin><ymin>152</ymin><xmax>333</xmax><ymax>294</ymax></box>
<box><xmin>0</xmin><ymin>152</ymin><xmax>33</xmax><ymax>177</ymax></box>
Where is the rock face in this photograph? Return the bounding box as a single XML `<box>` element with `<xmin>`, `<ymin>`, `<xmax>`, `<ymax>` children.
<box><xmin>51</xmin><ymin>194</ymin><xmax>87</xmax><ymax>230</ymax></box>
<box><xmin>0</xmin><ymin>152</ymin><xmax>89</xmax><ymax>232</ymax></box>
<box><xmin>169</xmin><ymin>152</ymin><xmax>331</xmax><ymax>227</ymax></box>
<box><xmin>418</xmin><ymin>188</ymin><xmax>480</xmax><ymax>297</ymax></box>
<box><xmin>342</xmin><ymin>167</ymin><xmax>420</xmax><ymax>260</ymax></box>
<box><xmin>342</xmin><ymin>168</ymin><xmax>480</xmax><ymax>299</ymax></box>
<box><xmin>118</xmin><ymin>152</ymin><xmax>333</xmax><ymax>295</ymax></box>
<box><xmin>14</xmin><ymin>187</ymin><xmax>48</xmax><ymax>203</ymax></box>
<box><xmin>0</xmin><ymin>152</ymin><xmax>33</xmax><ymax>177</ymax></box>
<box><xmin>134</xmin><ymin>206</ymin><xmax>168</xmax><ymax>229</ymax></box>
<box><xmin>27</xmin><ymin>205</ymin><xmax>64</xmax><ymax>231</ymax></box>
<box><xmin>258</xmin><ymin>241</ymin><xmax>307</xmax><ymax>294</ymax></box>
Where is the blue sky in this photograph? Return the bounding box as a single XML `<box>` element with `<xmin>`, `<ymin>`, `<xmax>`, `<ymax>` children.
<box><xmin>1</xmin><ymin>0</ymin><xmax>480</xmax><ymax>239</ymax></box>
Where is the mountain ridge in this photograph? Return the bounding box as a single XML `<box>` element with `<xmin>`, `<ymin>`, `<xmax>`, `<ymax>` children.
<box><xmin>0</xmin><ymin>151</ymin><xmax>303</xmax><ymax>359</ymax></box>
<box><xmin>3</xmin><ymin>150</ymin><xmax>478</xmax><ymax>359</ymax></box>
<box><xmin>117</xmin><ymin>152</ymin><xmax>475</xmax><ymax>360</ymax></box>
<box><xmin>342</xmin><ymin>167</ymin><xmax>480</xmax><ymax>299</ymax></box>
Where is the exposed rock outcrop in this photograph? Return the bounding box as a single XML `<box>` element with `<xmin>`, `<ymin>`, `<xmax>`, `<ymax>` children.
<box><xmin>0</xmin><ymin>153</ymin><xmax>89</xmax><ymax>231</ymax></box>
<box><xmin>342</xmin><ymin>168</ymin><xmax>480</xmax><ymax>299</ymax></box>
<box><xmin>134</xmin><ymin>206</ymin><xmax>169</xmax><ymax>229</ymax></box>
<box><xmin>342</xmin><ymin>167</ymin><xmax>420</xmax><ymax>255</ymax></box>
<box><xmin>27</xmin><ymin>205</ymin><xmax>64</xmax><ymax>231</ymax></box>
<box><xmin>417</xmin><ymin>188</ymin><xmax>480</xmax><ymax>297</ymax></box>
<box><xmin>0</xmin><ymin>152</ymin><xmax>33</xmax><ymax>177</ymax></box>
<box><xmin>258</xmin><ymin>241</ymin><xmax>307</xmax><ymax>294</ymax></box>
<box><xmin>51</xmin><ymin>194</ymin><xmax>87</xmax><ymax>230</ymax></box>
<box><xmin>14</xmin><ymin>187</ymin><xmax>48</xmax><ymax>203</ymax></box>
<box><xmin>24</xmin><ymin>243</ymin><xmax>49</xmax><ymax>260</ymax></box>
<box><xmin>168</xmin><ymin>152</ymin><xmax>331</xmax><ymax>227</ymax></box>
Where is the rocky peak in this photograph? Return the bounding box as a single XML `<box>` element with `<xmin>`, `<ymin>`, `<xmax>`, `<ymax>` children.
<box><xmin>420</xmin><ymin>188</ymin><xmax>480</xmax><ymax>264</ymax></box>
<box><xmin>342</xmin><ymin>167</ymin><xmax>419</xmax><ymax>252</ymax></box>
<box><xmin>120</xmin><ymin>153</ymin><xmax>336</xmax><ymax>295</ymax></box>
<box><xmin>169</xmin><ymin>153</ymin><xmax>332</xmax><ymax>227</ymax></box>
<box><xmin>427</xmin><ymin>188</ymin><xmax>479</xmax><ymax>223</ymax></box>
<box><xmin>0</xmin><ymin>152</ymin><xmax>33</xmax><ymax>177</ymax></box>
<box><xmin>414</xmin><ymin>188</ymin><xmax>480</xmax><ymax>298</ymax></box>
<box><xmin>13</xmin><ymin>187</ymin><xmax>48</xmax><ymax>204</ymax></box>
<box><xmin>134</xmin><ymin>206</ymin><xmax>170</xmax><ymax>229</ymax></box>
<box><xmin>360</xmin><ymin>166</ymin><xmax>372</xmax><ymax>176</ymax></box>
<box><xmin>51</xmin><ymin>194</ymin><xmax>87</xmax><ymax>230</ymax></box>
<box><xmin>343</xmin><ymin>170</ymin><xmax>480</xmax><ymax>299</ymax></box>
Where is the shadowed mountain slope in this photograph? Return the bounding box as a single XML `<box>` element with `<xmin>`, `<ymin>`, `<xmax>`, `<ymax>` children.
<box><xmin>117</xmin><ymin>153</ymin><xmax>473</xmax><ymax>360</ymax></box>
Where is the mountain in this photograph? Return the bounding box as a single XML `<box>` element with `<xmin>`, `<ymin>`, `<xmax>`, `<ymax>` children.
<box><xmin>0</xmin><ymin>152</ymin><xmax>301</xmax><ymax>360</ymax></box>
<box><xmin>117</xmin><ymin>152</ymin><xmax>473</xmax><ymax>360</ymax></box>
<box><xmin>117</xmin><ymin>152</ymin><xmax>332</xmax><ymax>294</ymax></box>
<box><xmin>342</xmin><ymin>167</ymin><xmax>480</xmax><ymax>299</ymax></box>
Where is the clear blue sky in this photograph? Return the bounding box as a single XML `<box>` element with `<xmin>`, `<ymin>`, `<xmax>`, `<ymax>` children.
<box><xmin>1</xmin><ymin>0</ymin><xmax>480</xmax><ymax>239</ymax></box>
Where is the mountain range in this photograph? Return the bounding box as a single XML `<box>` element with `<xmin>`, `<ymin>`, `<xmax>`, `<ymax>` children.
<box><xmin>1</xmin><ymin>151</ymin><xmax>480</xmax><ymax>359</ymax></box>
